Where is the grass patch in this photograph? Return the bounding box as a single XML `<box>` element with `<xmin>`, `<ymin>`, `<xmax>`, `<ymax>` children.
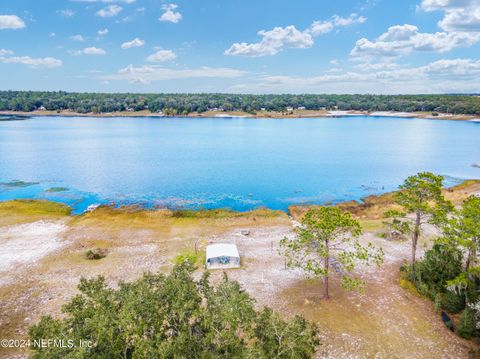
<box><xmin>359</xmin><ymin>219</ymin><xmax>384</xmax><ymax>232</ymax></box>
<box><xmin>0</xmin><ymin>199</ymin><xmax>71</xmax><ymax>216</ymax></box>
<box><xmin>173</xmin><ymin>248</ymin><xmax>205</xmax><ymax>267</ymax></box>
<box><xmin>399</xmin><ymin>278</ymin><xmax>421</xmax><ymax>296</ymax></box>
<box><xmin>447</xmin><ymin>179</ymin><xmax>480</xmax><ymax>191</ymax></box>
<box><xmin>171</xmin><ymin>208</ymin><xmax>283</xmax><ymax>219</ymax></box>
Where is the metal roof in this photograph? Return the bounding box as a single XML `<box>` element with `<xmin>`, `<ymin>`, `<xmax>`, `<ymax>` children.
<box><xmin>206</xmin><ymin>243</ymin><xmax>239</xmax><ymax>260</ymax></box>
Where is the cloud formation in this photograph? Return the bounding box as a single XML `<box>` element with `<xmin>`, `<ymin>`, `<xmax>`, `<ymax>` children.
<box><xmin>70</xmin><ymin>34</ymin><xmax>85</xmax><ymax>42</ymax></box>
<box><xmin>225</xmin><ymin>14</ymin><xmax>366</xmax><ymax>57</ymax></box>
<box><xmin>96</xmin><ymin>5</ymin><xmax>122</xmax><ymax>17</ymax></box>
<box><xmin>73</xmin><ymin>47</ymin><xmax>107</xmax><ymax>55</ymax></box>
<box><xmin>159</xmin><ymin>4</ymin><xmax>182</xmax><ymax>23</ymax></box>
<box><xmin>121</xmin><ymin>38</ymin><xmax>144</xmax><ymax>49</ymax></box>
<box><xmin>0</xmin><ymin>55</ymin><xmax>62</xmax><ymax>68</ymax></box>
<box><xmin>58</xmin><ymin>9</ymin><xmax>75</xmax><ymax>18</ymax></box>
<box><xmin>0</xmin><ymin>15</ymin><xmax>26</xmax><ymax>30</ymax></box>
<box><xmin>351</xmin><ymin>24</ymin><xmax>480</xmax><ymax>58</ymax></box>
<box><xmin>231</xmin><ymin>58</ymin><xmax>480</xmax><ymax>94</ymax></box>
<box><xmin>421</xmin><ymin>0</ymin><xmax>480</xmax><ymax>32</ymax></box>
<box><xmin>146</xmin><ymin>49</ymin><xmax>177</xmax><ymax>62</ymax></box>
<box><xmin>103</xmin><ymin>65</ymin><xmax>246</xmax><ymax>84</ymax></box>
<box><xmin>98</xmin><ymin>28</ymin><xmax>108</xmax><ymax>36</ymax></box>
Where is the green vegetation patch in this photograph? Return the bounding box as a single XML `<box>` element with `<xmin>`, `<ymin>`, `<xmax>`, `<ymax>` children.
<box><xmin>0</xmin><ymin>180</ymin><xmax>39</xmax><ymax>188</ymax></box>
<box><xmin>0</xmin><ymin>200</ymin><xmax>71</xmax><ymax>216</ymax></box>
<box><xmin>171</xmin><ymin>207</ymin><xmax>283</xmax><ymax>219</ymax></box>
<box><xmin>85</xmin><ymin>248</ymin><xmax>108</xmax><ymax>260</ymax></box>
<box><xmin>45</xmin><ymin>187</ymin><xmax>69</xmax><ymax>193</ymax></box>
<box><xmin>173</xmin><ymin>248</ymin><xmax>205</xmax><ymax>266</ymax></box>
<box><xmin>28</xmin><ymin>262</ymin><xmax>319</xmax><ymax>358</ymax></box>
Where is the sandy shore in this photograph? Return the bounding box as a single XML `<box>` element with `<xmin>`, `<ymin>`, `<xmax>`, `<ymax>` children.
<box><xmin>1</xmin><ymin>109</ymin><xmax>479</xmax><ymax>121</ymax></box>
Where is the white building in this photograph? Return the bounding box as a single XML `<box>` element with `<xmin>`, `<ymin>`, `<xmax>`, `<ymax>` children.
<box><xmin>205</xmin><ymin>243</ymin><xmax>240</xmax><ymax>269</ymax></box>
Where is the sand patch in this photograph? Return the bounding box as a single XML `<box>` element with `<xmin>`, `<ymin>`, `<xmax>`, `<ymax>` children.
<box><xmin>0</xmin><ymin>221</ymin><xmax>67</xmax><ymax>284</ymax></box>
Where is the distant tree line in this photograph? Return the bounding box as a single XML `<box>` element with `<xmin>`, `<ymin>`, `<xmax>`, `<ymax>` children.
<box><xmin>1</xmin><ymin>91</ymin><xmax>480</xmax><ymax>115</ymax></box>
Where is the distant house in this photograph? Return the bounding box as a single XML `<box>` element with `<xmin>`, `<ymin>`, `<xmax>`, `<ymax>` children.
<box><xmin>37</xmin><ymin>106</ymin><xmax>46</xmax><ymax>111</ymax></box>
<box><xmin>205</xmin><ymin>243</ymin><xmax>240</xmax><ymax>269</ymax></box>
<box><xmin>297</xmin><ymin>106</ymin><xmax>306</xmax><ymax>110</ymax></box>
<box><xmin>286</xmin><ymin>107</ymin><xmax>294</xmax><ymax>112</ymax></box>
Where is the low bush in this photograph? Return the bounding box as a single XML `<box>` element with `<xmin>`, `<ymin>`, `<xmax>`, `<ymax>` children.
<box><xmin>442</xmin><ymin>290</ymin><xmax>466</xmax><ymax>314</ymax></box>
<box><xmin>458</xmin><ymin>309</ymin><xmax>477</xmax><ymax>339</ymax></box>
<box><xmin>85</xmin><ymin>248</ymin><xmax>108</xmax><ymax>260</ymax></box>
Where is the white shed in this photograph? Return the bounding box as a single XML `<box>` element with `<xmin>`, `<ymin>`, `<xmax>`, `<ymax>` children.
<box><xmin>205</xmin><ymin>243</ymin><xmax>240</xmax><ymax>269</ymax></box>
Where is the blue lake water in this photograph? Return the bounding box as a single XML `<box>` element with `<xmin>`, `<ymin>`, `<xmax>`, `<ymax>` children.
<box><xmin>0</xmin><ymin>116</ymin><xmax>479</xmax><ymax>214</ymax></box>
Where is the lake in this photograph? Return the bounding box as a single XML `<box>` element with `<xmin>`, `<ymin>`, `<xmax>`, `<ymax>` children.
<box><xmin>0</xmin><ymin>116</ymin><xmax>479</xmax><ymax>213</ymax></box>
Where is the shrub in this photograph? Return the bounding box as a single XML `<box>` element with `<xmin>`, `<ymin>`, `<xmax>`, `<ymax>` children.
<box><xmin>413</xmin><ymin>242</ymin><xmax>463</xmax><ymax>298</ymax></box>
<box><xmin>458</xmin><ymin>309</ymin><xmax>477</xmax><ymax>339</ymax></box>
<box><xmin>29</xmin><ymin>262</ymin><xmax>319</xmax><ymax>358</ymax></box>
<box><xmin>85</xmin><ymin>248</ymin><xmax>108</xmax><ymax>260</ymax></box>
<box><xmin>442</xmin><ymin>290</ymin><xmax>466</xmax><ymax>314</ymax></box>
<box><xmin>173</xmin><ymin>248</ymin><xmax>205</xmax><ymax>266</ymax></box>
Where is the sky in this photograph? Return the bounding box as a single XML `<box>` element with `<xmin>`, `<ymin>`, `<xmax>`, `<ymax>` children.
<box><xmin>1</xmin><ymin>0</ymin><xmax>480</xmax><ymax>94</ymax></box>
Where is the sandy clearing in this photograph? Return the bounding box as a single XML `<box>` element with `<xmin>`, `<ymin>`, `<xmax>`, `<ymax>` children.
<box><xmin>0</xmin><ymin>221</ymin><xmax>67</xmax><ymax>285</ymax></box>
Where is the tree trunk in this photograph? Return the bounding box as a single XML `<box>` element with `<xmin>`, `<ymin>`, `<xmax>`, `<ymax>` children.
<box><xmin>323</xmin><ymin>240</ymin><xmax>330</xmax><ymax>299</ymax></box>
<box><xmin>411</xmin><ymin>212</ymin><xmax>421</xmax><ymax>269</ymax></box>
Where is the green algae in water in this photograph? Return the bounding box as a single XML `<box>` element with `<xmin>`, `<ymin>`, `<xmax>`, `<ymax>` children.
<box><xmin>46</xmin><ymin>187</ymin><xmax>69</xmax><ymax>193</ymax></box>
<box><xmin>0</xmin><ymin>180</ymin><xmax>39</xmax><ymax>188</ymax></box>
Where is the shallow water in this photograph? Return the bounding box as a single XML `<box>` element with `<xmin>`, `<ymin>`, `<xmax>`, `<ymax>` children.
<box><xmin>0</xmin><ymin>116</ymin><xmax>479</xmax><ymax>213</ymax></box>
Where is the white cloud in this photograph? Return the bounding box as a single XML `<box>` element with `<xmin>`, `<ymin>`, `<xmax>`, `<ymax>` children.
<box><xmin>146</xmin><ymin>49</ymin><xmax>177</xmax><ymax>62</ymax></box>
<box><xmin>0</xmin><ymin>15</ymin><xmax>26</xmax><ymax>30</ymax></box>
<box><xmin>310</xmin><ymin>14</ymin><xmax>366</xmax><ymax>36</ymax></box>
<box><xmin>96</xmin><ymin>5</ymin><xmax>122</xmax><ymax>17</ymax></box>
<box><xmin>103</xmin><ymin>65</ymin><xmax>246</xmax><ymax>84</ymax></box>
<box><xmin>98</xmin><ymin>28</ymin><xmax>108</xmax><ymax>36</ymax></box>
<box><xmin>351</xmin><ymin>24</ymin><xmax>480</xmax><ymax>58</ymax></box>
<box><xmin>70</xmin><ymin>34</ymin><xmax>85</xmax><ymax>42</ymax></box>
<box><xmin>121</xmin><ymin>37</ymin><xmax>145</xmax><ymax>49</ymax></box>
<box><xmin>49</xmin><ymin>32</ymin><xmax>56</xmax><ymax>37</ymax></box>
<box><xmin>225</xmin><ymin>26</ymin><xmax>314</xmax><ymax>57</ymax></box>
<box><xmin>58</xmin><ymin>9</ymin><xmax>75</xmax><ymax>18</ymax></box>
<box><xmin>225</xmin><ymin>14</ymin><xmax>366</xmax><ymax>57</ymax></box>
<box><xmin>159</xmin><ymin>4</ymin><xmax>182</xmax><ymax>23</ymax></box>
<box><xmin>73</xmin><ymin>47</ymin><xmax>107</xmax><ymax>55</ymax></box>
<box><xmin>229</xmin><ymin>58</ymin><xmax>480</xmax><ymax>94</ymax></box>
<box><xmin>236</xmin><ymin>58</ymin><xmax>480</xmax><ymax>93</ymax></box>
<box><xmin>421</xmin><ymin>0</ymin><xmax>480</xmax><ymax>32</ymax></box>
<box><xmin>0</xmin><ymin>49</ymin><xmax>13</xmax><ymax>56</ymax></box>
<box><xmin>0</xmin><ymin>56</ymin><xmax>62</xmax><ymax>68</ymax></box>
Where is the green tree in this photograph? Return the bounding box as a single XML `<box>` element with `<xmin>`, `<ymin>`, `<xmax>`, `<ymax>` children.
<box><xmin>387</xmin><ymin>172</ymin><xmax>452</xmax><ymax>269</ymax></box>
<box><xmin>444</xmin><ymin>196</ymin><xmax>480</xmax><ymax>270</ymax></box>
<box><xmin>412</xmin><ymin>240</ymin><xmax>463</xmax><ymax>297</ymax></box>
<box><xmin>281</xmin><ymin>207</ymin><xmax>384</xmax><ymax>299</ymax></box>
<box><xmin>29</xmin><ymin>262</ymin><xmax>319</xmax><ymax>358</ymax></box>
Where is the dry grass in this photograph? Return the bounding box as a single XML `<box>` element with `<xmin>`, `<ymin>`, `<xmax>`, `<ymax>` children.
<box><xmin>0</xmin><ymin>200</ymin><xmax>71</xmax><ymax>227</ymax></box>
<box><xmin>290</xmin><ymin>180</ymin><xmax>480</xmax><ymax>222</ymax></box>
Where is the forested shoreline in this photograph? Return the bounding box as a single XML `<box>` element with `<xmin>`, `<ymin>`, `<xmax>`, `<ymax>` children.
<box><xmin>1</xmin><ymin>91</ymin><xmax>480</xmax><ymax>115</ymax></box>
